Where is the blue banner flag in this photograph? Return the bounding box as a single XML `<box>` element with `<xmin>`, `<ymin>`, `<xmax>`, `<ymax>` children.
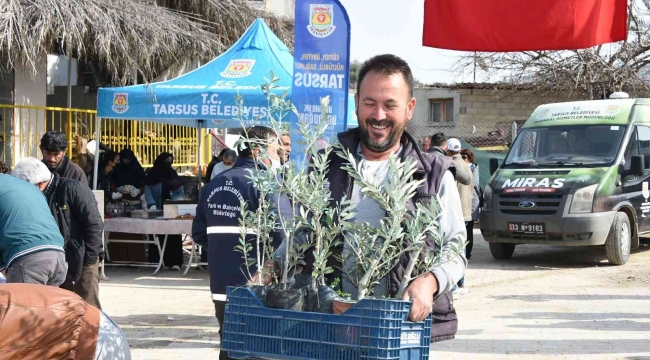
<box><xmin>289</xmin><ymin>1</ymin><xmax>352</xmax><ymax>163</ymax></box>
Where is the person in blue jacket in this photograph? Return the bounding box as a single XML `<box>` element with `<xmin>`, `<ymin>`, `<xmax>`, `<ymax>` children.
<box><xmin>191</xmin><ymin>125</ymin><xmax>288</xmax><ymax>360</ymax></box>
<box><xmin>0</xmin><ymin>174</ymin><xmax>67</xmax><ymax>285</ymax></box>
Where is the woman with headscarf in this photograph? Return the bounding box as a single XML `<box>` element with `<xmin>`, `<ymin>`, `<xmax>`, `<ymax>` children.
<box><xmin>90</xmin><ymin>150</ymin><xmax>121</xmax><ymax>207</ymax></box>
<box><xmin>110</xmin><ymin>149</ymin><xmax>146</xmax><ymax>200</ymax></box>
<box><xmin>145</xmin><ymin>152</ymin><xmax>184</xmax><ymax>210</ymax></box>
<box><xmin>145</xmin><ymin>152</ymin><xmax>185</xmax><ymax>270</ymax></box>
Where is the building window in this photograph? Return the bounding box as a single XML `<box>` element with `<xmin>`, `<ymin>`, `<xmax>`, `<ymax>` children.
<box><xmin>429</xmin><ymin>99</ymin><xmax>454</xmax><ymax>125</ymax></box>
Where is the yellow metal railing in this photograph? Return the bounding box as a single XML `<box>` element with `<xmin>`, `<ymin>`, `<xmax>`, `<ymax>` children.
<box><xmin>0</xmin><ymin>104</ymin><xmax>211</xmax><ymax>169</ymax></box>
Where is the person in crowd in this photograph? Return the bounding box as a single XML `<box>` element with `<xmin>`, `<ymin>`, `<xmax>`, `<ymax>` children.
<box><xmin>210</xmin><ymin>149</ymin><xmax>237</xmax><ymax>180</ymax></box>
<box><xmin>446</xmin><ymin>138</ymin><xmax>472</xmax><ymax>187</ymax></box>
<box><xmin>0</xmin><ymin>160</ymin><xmax>10</xmax><ymax>174</ymax></box>
<box><xmin>0</xmin><ymin>174</ymin><xmax>67</xmax><ymax>286</ymax></box>
<box><xmin>89</xmin><ymin>150</ymin><xmax>121</xmax><ymax>204</ymax></box>
<box><xmin>0</xmin><ymin>283</ymin><xmax>131</xmax><ymax>360</ymax></box>
<box><xmin>111</xmin><ymin>149</ymin><xmax>146</xmax><ymax>201</ymax></box>
<box><xmin>77</xmin><ymin>137</ymin><xmax>112</xmax><ymax>182</ymax></box>
<box><xmin>40</xmin><ymin>131</ymin><xmax>88</xmax><ymax>183</ymax></box>
<box><xmin>280</xmin><ymin>132</ymin><xmax>292</xmax><ymax>165</ymax></box>
<box><xmin>446</xmin><ymin>139</ymin><xmax>472</xmax><ymax>290</ymax></box>
<box><xmin>12</xmin><ymin>158</ymin><xmax>104</xmax><ymax>308</ymax></box>
<box><xmin>460</xmin><ymin>149</ymin><xmax>480</xmax><ymax>260</ymax></box>
<box><xmin>192</xmin><ymin>126</ymin><xmax>288</xmax><ymax>360</ymax></box>
<box><xmin>292</xmin><ymin>54</ymin><xmax>466</xmax><ymax>340</ymax></box>
<box><xmin>421</xmin><ymin>135</ymin><xmax>431</xmax><ymax>152</ymax></box>
<box><xmin>145</xmin><ymin>152</ymin><xmax>184</xmax><ymax>271</ymax></box>
<box><xmin>145</xmin><ymin>152</ymin><xmax>184</xmax><ymax>210</ymax></box>
<box><xmin>206</xmin><ymin>148</ymin><xmax>228</xmax><ymax>182</ymax></box>
<box><xmin>428</xmin><ymin>132</ymin><xmax>447</xmax><ymax>157</ymax></box>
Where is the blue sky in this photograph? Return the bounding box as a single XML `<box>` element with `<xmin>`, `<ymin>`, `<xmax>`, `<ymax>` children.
<box><xmin>339</xmin><ymin>0</ymin><xmax>472</xmax><ymax>84</ymax></box>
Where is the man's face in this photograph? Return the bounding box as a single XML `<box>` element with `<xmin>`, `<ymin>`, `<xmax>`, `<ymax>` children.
<box><xmin>356</xmin><ymin>71</ymin><xmax>416</xmax><ymax>154</ymax></box>
<box><xmin>257</xmin><ymin>137</ymin><xmax>280</xmax><ymax>167</ymax></box>
<box><xmin>40</xmin><ymin>146</ymin><xmax>66</xmax><ymax>169</ymax></box>
<box><xmin>280</xmin><ymin>135</ymin><xmax>292</xmax><ymax>163</ymax></box>
<box><xmin>223</xmin><ymin>159</ymin><xmax>234</xmax><ymax>167</ymax></box>
<box><xmin>422</xmin><ymin>137</ymin><xmax>431</xmax><ymax>152</ymax></box>
<box><xmin>266</xmin><ymin>137</ymin><xmax>280</xmax><ymax>161</ymax></box>
<box><xmin>36</xmin><ymin>181</ymin><xmax>48</xmax><ymax>192</ymax></box>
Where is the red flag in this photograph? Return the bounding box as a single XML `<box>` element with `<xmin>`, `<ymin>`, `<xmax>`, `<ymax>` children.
<box><xmin>423</xmin><ymin>0</ymin><xmax>627</xmax><ymax>52</ymax></box>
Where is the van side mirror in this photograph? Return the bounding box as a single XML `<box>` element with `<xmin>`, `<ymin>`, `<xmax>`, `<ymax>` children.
<box><xmin>489</xmin><ymin>158</ymin><xmax>500</xmax><ymax>175</ymax></box>
<box><xmin>631</xmin><ymin>155</ymin><xmax>645</xmax><ymax>177</ymax></box>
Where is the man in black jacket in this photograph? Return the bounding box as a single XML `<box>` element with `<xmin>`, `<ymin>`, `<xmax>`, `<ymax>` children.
<box><xmin>12</xmin><ymin>157</ymin><xmax>104</xmax><ymax>309</ymax></box>
<box><xmin>40</xmin><ymin>131</ymin><xmax>88</xmax><ymax>184</ymax></box>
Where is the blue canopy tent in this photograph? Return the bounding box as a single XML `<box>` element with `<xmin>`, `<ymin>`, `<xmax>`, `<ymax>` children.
<box><xmin>94</xmin><ymin>18</ymin><xmax>356</xmax><ymax>189</ymax></box>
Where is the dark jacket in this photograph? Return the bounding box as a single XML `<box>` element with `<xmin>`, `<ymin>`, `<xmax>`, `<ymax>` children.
<box><xmin>48</xmin><ymin>156</ymin><xmax>88</xmax><ymax>185</ymax></box>
<box><xmin>429</xmin><ymin>146</ymin><xmax>471</xmax><ymax>185</ymax></box>
<box><xmin>44</xmin><ymin>173</ymin><xmax>104</xmax><ymax>282</ymax></box>
<box><xmin>304</xmin><ymin>128</ymin><xmax>455</xmax><ymax>294</ymax></box>
<box><xmin>191</xmin><ymin>156</ymin><xmax>289</xmax><ymax>296</ymax></box>
<box><xmin>304</xmin><ymin>128</ymin><xmax>461</xmax><ymax>342</ymax></box>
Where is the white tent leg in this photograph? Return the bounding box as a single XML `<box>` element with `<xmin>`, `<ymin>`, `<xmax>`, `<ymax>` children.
<box><xmin>198</xmin><ymin>120</ymin><xmax>203</xmax><ymax>188</ymax></box>
<box><xmin>93</xmin><ymin>116</ymin><xmax>109</xmax><ymax>281</ymax></box>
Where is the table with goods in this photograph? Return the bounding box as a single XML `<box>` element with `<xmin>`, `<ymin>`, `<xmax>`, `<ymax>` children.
<box><xmin>103</xmin><ymin>185</ymin><xmax>197</xmax><ymax>275</ymax></box>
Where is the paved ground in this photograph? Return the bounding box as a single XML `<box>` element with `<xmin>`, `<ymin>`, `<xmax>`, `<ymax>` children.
<box><xmin>101</xmin><ymin>230</ymin><xmax>650</xmax><ymax>359</ymax></box>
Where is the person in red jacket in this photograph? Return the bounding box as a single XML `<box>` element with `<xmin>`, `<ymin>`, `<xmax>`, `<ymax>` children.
<box><xmin>0</xmin><ymin>283</ymin><xmax>130</xmax><ymax>360</ymax></box>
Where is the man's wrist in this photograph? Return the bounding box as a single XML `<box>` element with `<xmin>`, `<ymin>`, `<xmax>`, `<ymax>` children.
<box><xmin>428</xmin><ymin>271</ymin><xmax>441</xmax><ymax>295</ymax></box>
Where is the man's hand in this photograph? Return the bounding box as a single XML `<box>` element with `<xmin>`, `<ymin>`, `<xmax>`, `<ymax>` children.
<box><xmin>401</xmin><ymin>272</ymin><xmax>439</xmax><ymax>322</ymax></box>
<box><xmin>247</xmin><ymin>261</ymin><xmax>280</xmax><ymax>286</ymax></box>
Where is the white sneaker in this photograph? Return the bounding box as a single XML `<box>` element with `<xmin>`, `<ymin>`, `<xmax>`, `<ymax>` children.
<box><xmin>171</xmin><ymin>265</ymin><xmax>181</xmax><ymax>271</ymax></box>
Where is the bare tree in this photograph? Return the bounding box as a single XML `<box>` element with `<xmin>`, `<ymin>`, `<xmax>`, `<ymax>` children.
<box><xmin>454</xmin><ymin>0</ymin><xmax>650</xmax><ymax>99</ymax></box>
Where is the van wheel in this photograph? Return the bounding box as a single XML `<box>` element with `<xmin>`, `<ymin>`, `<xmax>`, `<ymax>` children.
<box><xmin>489</xmin><ymin>243</ymin><xmax>516</xmax><ymax>259</ymax></box>
<box><xmin>605</xmin><ymin>212</ymin><xmax>631</xmax><ymax>265</ymax></box>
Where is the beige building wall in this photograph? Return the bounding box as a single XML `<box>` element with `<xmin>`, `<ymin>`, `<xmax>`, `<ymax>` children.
<box><xmin>408</xmin><ymin>86</ymin><xmax>569</xmax><ymax>142</ymax></box>
<box><xmin>456</xmin><ymin>88</ymin><xmax>563</xmax><ymax>124</ymax></box>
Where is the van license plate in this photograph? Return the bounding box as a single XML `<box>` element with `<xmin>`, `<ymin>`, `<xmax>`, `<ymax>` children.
<box><xmin>509</xmin><ymin>223</ymin><xmax>545</xmax><ymax>234</ymax></box>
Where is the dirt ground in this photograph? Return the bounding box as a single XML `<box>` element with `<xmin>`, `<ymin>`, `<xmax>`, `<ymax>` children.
<box><xmin>100</xmin><ymin>230</ymin><xmax>650</xmax><ymax>360</ymax></box>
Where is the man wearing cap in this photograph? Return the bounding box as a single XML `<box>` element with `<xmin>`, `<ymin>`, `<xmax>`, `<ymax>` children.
<box><xmin>447</xmin><ymin>138</ymin><xmax>473</xmax><ymax>289</ymax></box>
<box><xmin>433</xmin><ymin>133</ymin><xmax>471</xmax><ymax>185</ymax></box>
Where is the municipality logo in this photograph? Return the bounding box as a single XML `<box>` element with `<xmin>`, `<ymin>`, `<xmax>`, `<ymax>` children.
<box><xmin>221</xmin><ymin>59</ymin><xmax>255</xmax><ymax>78</ymax></box>
<box><xmin>112</xmin><ymin>93</ymin><xmax>129</xmax><ymax>114</ymax></box>
<box><xmin>606</xmin><ymin>104</ymin><xmax>620</xmax><ymax>114</ymax></box>
<box><xmin>308</xmin><ymin>4</ymin><xmax>336</xmax><ymax>38</ymax></box>
<box><xmin>537</xmin><ymin>109</ymin><xmax>549</xmax><ymax>119</ymax></box>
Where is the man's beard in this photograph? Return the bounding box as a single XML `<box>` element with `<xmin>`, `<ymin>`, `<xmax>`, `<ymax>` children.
<box><xmin>358</xmin><ymin>115</ymin><xmax>407</xmax><ymax>153</ymax></box>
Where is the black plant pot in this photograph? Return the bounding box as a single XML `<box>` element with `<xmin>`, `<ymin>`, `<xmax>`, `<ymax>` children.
<box><xmin>248</xmin><ymin>285</ymin><xmax>268</xmax><ymax>306</ymax></box>
<box><xmin>266</xmin><ymin>284</ymin><xmax>306</xmax><ymax>311</ymax></box>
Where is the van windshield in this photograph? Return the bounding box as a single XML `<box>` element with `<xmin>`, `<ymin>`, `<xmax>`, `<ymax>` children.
<box><xmin>504</xmin><ymin>125</ymin><xmax>627</xmax><ymax>167</ymax></box>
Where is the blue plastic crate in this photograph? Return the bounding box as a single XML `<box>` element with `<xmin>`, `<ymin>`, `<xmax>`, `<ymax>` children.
<box><xmin>222</xmin><ymin>286</ymin><xmax>432</xmax><ymax>360</ymax></box>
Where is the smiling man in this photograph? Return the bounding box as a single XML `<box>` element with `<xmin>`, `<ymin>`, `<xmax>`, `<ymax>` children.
<box><xmin>298</xmin><ymin>54</ymin><xmax>467</xmax><ymax>341</ymax></box>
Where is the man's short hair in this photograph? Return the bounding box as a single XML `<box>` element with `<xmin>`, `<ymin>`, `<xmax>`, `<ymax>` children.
<box><xmin>223</xmin><ymin>149</ymin><xmax>237</xmax><ymax>162</ymax></box>
<box><xmin>431</xmin><ymin>132</ymin><xmax>446</xmax><ymax>147</ymax></box>
<box><xmin>239</xmin><ymin>126</ymin><xmax>277</xmax><ymax>158</ymax></box>
<box><xmin>357</xmin><ymin>54</ymin><xmax>414</xmax><ymax>98</ymax></box>
<box><xmin>11</xmin><ymin>157</ymin><xmax>52</xmax><ymax>184</ymax></box>
<box><xmin>0</xmin><ymin>160</ymin><xmax>10</xmax><ymax>174</ymax></box>
<box><xmin>41</xmin><ymin>131</ymin><xmax>68</xmax><ymax>152</ymax></box>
